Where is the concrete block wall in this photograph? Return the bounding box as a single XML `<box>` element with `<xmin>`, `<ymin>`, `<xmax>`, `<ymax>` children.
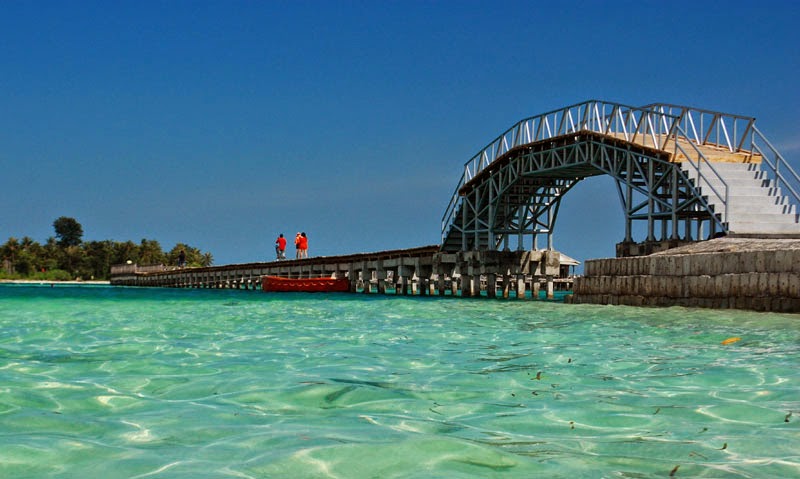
<box><xmin>572</xmin><ymin>249</ymin><xmax>800</xmax><ymax>312</ymax></box>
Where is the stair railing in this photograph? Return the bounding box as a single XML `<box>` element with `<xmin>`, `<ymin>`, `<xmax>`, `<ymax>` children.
<box><xmin>671</xmin><ymin>129</ymin><xmax>729</xmax><ymax>227</ymax></box>
<box><xmin>650</xmin><ymin>105</ymin><xmax>729</xmax><ymax>225</ymax></box>
<box><xmin>645</xmin><ymin>103</ymin><xmax>800</xmax><ymax>219</ymax></box>
<box><xmin>750</xmin><ymin>126</ymin><xmax>800</xmax><ymax>214</ymax></box>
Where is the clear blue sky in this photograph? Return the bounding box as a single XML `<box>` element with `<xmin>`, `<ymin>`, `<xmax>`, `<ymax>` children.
<box><xmin>2</xmin><ymin>0</ymin><xmax>798</xmax><ymax>267</ymax></box>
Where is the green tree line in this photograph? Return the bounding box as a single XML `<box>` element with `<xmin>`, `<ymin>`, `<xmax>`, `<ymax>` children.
<box><xmin>1</xmin><ymin>217</ymin><xmax>213</xmax><ymax>281</ymax></box>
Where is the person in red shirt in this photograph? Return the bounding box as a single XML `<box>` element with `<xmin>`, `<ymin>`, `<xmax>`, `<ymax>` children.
<box><xmin>294</xmin><ymin>233</ymin><xmax>302</xmax><ymax>259</ymax></box>
<box><xmin>275</xmin><ymin>234</ymin><xmax>287</xmax><ymax>260</ymax></box>
<box><xmin>299</xmin><ymin>232</ymin><xmax>308</xmax><ymax>258</ymax></box>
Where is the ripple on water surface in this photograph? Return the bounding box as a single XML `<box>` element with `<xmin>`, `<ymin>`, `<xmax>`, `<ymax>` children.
<box><xmin>0</xmin><ymin>284</ymin><xmax>798</xmax><ymax>478</ymax></box>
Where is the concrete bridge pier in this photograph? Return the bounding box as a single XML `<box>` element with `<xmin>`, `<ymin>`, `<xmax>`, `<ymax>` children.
<box><xmin>501</xmin><ymin>273</ymin><xmax>511</xmax><ymax>298</ymax></box>
<box><xmin>545</xmin><ymin>275</ymin><xmax>554</xmax><ymax>299</ymax></box>
<box><xmin>458</xmin><ymin>273</ymin><xmax>473</xmax><ymax>297</ymax></box>
<box><xmin>394</xmin><ymin>262</ymin><xmax>414</xmax><ymax>295</ymax></box>
<box><xmin>359</xmin><ymin>262</ymin><xmax>371</xmax><ymax>293</ymax></box>
<box><xmin>360</xmin><ymin>270</ymin><xmax>370</xmax><ymax>293</ymax></box>
<box><xmin>486</xmin><ymin>274</ymin><xmax>497</xmax><ymax>298</ymax></box>
<box><xmin>397</xmin><ymin>275</ymin><xmax>409</xmax><ymax>295</ymax></box>
<box><xmin>461</xmin><ymin>253</ymin><xmax>480</xmax><ymax>297</ymax></box>
<box><xmin>542</xmin><ymin>250</ymin><xmax>561</xmax><ymax>299</ymax></box>
<box><xmin>385</xmin><ymin>268</ymin><xmax>397</xmax><ymax>293</ymax></box>
<box><xmin>376</xmin><ymin>268</ymin><xmax>388</xmax><ymax>294</ymax></box>
<box><xmin>432</xmin><ymin>253</ymin><xmax>456</xmax><ymax>296</ymax></box>
<box><xmin>436</xmin><ymin>273</ymin><xmax>446</xmax><ymax>296</ymax></box>
<box><xmin>530</xmin><ymin>279</ymin><xmax>540</xmax><ymax>299</ymax></box>
<box><xmin>348</xmin><ymin>264</ymin><xmax>358</xmax><ymax>292</ymax></box>
<box><xmin>417</xmin><ymin>266</ymin><xmax>432</xmax><ymax>296</ymax></box>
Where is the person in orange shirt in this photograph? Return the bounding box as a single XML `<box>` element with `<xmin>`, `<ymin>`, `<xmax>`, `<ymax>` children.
<box><xmin>299</xmin><ymin>232</ymin><xmax>308</xmax><ymax>258</ymax></box>
<box><xmin>294</xmin><ymin>233</ymin><xmax>302</xmax><ymax>259</ymax></box>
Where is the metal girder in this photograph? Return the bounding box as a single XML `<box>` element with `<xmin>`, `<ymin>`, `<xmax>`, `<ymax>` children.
<box><xmin>441</xmin><ymin>131</ymin><xmax>721</xmax><ymax>253</ymax></box>
<box><xmin>441</xmin><ymin>100</ymin><xmax>800</xmax><ymax>254</ymax></box>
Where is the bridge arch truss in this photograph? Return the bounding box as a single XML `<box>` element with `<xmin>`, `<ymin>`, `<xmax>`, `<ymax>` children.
<box><xmin>440</xmin><ymin>100</ymin><xmax>800</xmax><ymax>254</ymax></box>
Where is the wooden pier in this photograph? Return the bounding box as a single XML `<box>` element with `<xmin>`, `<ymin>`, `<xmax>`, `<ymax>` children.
<box><xmin>110</xmin><ymin>246</ymin><xmax>572</xmax><ymax>298</ymax></box>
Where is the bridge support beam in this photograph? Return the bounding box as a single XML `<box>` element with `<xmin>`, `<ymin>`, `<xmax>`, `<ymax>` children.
<box><xmin>376</xmin><ymin>269</ymin><xmax>388</xmax><ymax>294</ymax></box>
<box><xmin>398</xmin><ymin>276</ymin><xmax>409</xmax><ymax>295</ymax></box>
<box><xmin>516</xmin><ymin>274</ymin><xmax>526</xmax><ymax>299</ymax></box>
<box><xmin>429</xmin><ymin>250</ymin><xmax>565</xmax><ymax>298</ymax></box>
<box><xmin>459</xmin><ymin>274</ymin><xmax>473</xmax><ymax>297</ymax></box>
<box><xmin>418</xmin><ymin>266</ymin><xmax>432</xmax><ymax>296</ymax></box>
<box><xmin>397</xmin><ymin>264</ymin><xmax>415</xmax><ymax>295</ymax></box>
<box><xmin>362</xmin><ymin>269</ymin><xmax>373</xmax><ymax>293</ymax></box>
<box><xmin>486</xmin><ymin>274</ymin><xmax>497</xmax><ymax>298</ymax></box>
<box><xmin>501</xmin><ymin>274</ymin><xmax>511</xmax><ymax>298</ymax></box>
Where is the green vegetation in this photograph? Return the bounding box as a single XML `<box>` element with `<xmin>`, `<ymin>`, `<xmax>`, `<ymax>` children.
<box><xmin>1</xmin><ymin>217</ymin><xmax>213</xmax><ymax>280</ymax></box>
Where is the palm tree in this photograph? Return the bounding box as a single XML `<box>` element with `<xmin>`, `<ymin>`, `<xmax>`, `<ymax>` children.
<box><xmin>1</xmin><ymin>237</ymin><xmax>20</xmax><ymax>274</ymax></box>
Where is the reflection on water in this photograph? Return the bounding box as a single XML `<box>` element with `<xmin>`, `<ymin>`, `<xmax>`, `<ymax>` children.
<box><xmin>1</xmin><ymin>284</ymin><xmax>798</xmax><ymax>478</ymax></box>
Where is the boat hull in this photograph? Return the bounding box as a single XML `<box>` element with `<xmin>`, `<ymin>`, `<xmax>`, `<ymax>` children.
<box><xmin>261</xmin><ymin>275</ymin><xmax>350</xmax><ymax>293</ymax></box>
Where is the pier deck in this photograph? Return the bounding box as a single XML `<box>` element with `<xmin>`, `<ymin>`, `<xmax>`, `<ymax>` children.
<box><xmin>111</xmin><ymin>246</ymin><xmax>572</xmax><ymax>298</ymax></box>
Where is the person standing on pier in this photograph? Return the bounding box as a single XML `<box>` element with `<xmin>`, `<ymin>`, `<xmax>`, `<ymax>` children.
<box><xmin>294</xmin><ymin>232</ymin><xmax>302</xmax><ymax>259</ymax></box>
<box><xmin>299</xmin><ymin>232</ymin><xmax>308</xmax><ymax>258</ymax></box>
<box><xmin>275</xmin><ymin>234</ymin><xmax>286</xmax><ymax>260</ymax></box>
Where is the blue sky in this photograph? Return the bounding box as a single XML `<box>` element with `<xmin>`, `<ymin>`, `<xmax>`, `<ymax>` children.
<box><xmin>2</xmin><ymin>0</ymin><xmax>798</xmax><ymax>267</ymax></box>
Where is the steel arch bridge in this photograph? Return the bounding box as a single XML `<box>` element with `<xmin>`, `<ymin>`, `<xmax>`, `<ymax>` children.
<box><xmin>440</xmin><ymin>100</ymin><xmax>800</xmax><ymax>255</ymax></box>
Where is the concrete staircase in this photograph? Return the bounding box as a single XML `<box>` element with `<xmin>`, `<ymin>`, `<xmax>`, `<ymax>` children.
<box><xmin>680</xmin><ymin>161</ymin><xmax>800</xmax><ymax>235</ymax></box>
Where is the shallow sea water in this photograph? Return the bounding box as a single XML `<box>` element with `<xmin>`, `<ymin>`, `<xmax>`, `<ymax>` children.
<box><xmin>1</xmin><ymin>284</ymin><xmax>798</xmax><ymax>478</ymax></box>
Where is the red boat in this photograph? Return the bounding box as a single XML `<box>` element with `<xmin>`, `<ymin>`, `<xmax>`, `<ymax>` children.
<box><xmin>261</xmin><ymin>275</ymin><xmax>351</xmax><ymax>293</ymax></box>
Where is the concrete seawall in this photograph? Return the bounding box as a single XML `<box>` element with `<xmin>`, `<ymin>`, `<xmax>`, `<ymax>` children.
<box><xmin>571</xmin><ymin>238</ymin><xmax>800</xmax><ymax>313</ymax></box>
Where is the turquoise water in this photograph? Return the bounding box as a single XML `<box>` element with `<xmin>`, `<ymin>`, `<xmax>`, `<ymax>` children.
<box><xmin>1</xmin><ymin>284</ymin><xmax>798</xmax><ymax>478</ymax></box>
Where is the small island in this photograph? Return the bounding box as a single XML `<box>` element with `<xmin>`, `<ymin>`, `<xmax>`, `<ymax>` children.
<box><xmin>1</xmin><ymin>216</ymin><xmax>212</xmax><ymax>282</ymax></box>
